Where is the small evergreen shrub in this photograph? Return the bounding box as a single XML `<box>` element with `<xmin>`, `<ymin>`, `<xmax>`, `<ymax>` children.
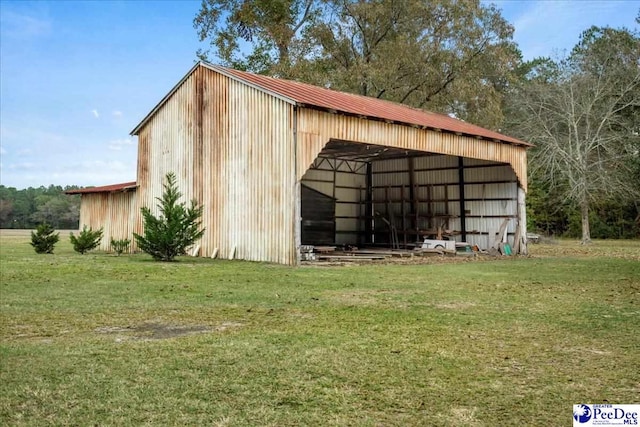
<box><xmin>30</xmin><ymin>223</ymin><xmax>59</xmax><ymax>254</ymax></box>
<box><xmin>134</xmin><ymin>172</ymin><xmax>205</xmax><ymax>262</ymax></box>
<box><xmin>70</xmin><ymin>226</ymin><xmax>104</xmax><ymax>254</ymax></box>
<box><xmin>110</xmin><ymin>238</ymin><xmax>131</xmax><ymax>256</ymax></box>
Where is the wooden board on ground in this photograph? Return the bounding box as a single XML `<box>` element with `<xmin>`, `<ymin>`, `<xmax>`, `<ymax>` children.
<box><xmin>348</xmin><ymin>249</ymin><xmax>413</xmax><ymax>258</ymax></box>
<box><xmin>513</xmin><ymin>223</ymin><xmax>521</xmax><ymax>254</ymax></box>
<box><xmin>314</xmin><ymin>246</ymin><xmax>337</xmax><ymax>253</ymax></box>
<box><xmin>492</xmin><ymin>219</ymin><xmax>510</xmax><ymax>249</ymax></box>
<box><xmin>414</xmin><ymin>248</ymin><xmax>456</xmax><ymax>255</ymax></box>
<box><xmin>316</xmin><ymin>255</ymin><xmax>387</xmax><ymax>261</ymax></box>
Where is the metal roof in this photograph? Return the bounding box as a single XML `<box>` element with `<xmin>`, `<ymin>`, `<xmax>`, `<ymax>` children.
<box><xmin>65</xmin><ymin>181</ymin><xmax>137</xmax><ymax>195</ymax></box>
<box><xmin>208</xmin><ymin>63</ymin><xmax>531</xmax><ymax>147</ymax></box>
<box><xmin>132</xmin><ymin>61</ymin><xmax>530</xmax><ymax>147</ymax></box>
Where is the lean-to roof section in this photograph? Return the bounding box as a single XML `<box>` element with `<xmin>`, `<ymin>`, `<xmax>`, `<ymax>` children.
<box><xmin>65</xmin><ymin>182</ymin><xmax>137</xmax><ymax>194</ymax></box>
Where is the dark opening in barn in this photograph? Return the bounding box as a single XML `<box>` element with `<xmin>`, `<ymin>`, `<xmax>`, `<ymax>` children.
<box><xmin>300</xmin><ymin>140</ymin><xmax>522</xmax><ymax>253</ymax></box>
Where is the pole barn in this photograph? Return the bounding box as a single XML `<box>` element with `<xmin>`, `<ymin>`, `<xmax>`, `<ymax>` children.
<box><xmin>68</xmin><ymin>62</ymin><xmax>531</xmax><ymax>264</ymax></box>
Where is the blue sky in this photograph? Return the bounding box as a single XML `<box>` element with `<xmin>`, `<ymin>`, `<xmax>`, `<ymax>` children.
<box><xmin>1</xmin><ymin>0</ymin><xmax>638</xmax><ymax>189</ymax></box>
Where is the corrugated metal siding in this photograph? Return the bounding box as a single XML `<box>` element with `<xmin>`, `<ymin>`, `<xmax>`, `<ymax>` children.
<box><xmin>78</xmin><ymin>191</ymin><xmax>137</xmax><ymax>252</ymax></box>
<box><xmin>136</xmin><ymin>66</ymin><xmax>296</xmax><ymax>264</ymax></box>
<box><xmin>296</xmin><ymin>108</ymin><xmax>528</xmax><ymax>190</ymax></box>
<box><xmin>368</xmin><ymin>156</ymin><xmax>518</xmax><ymax>250</ymax></box>
<box><xmin>301</xmin><ymin>158</ymin><xmax>366</xmax><ymax>245</ymax></box>
<box><xmin>203</xmin><ymin>71</ymin><xmax>296</xmax><ymax>263</ymax></box>
<box><xmin>136</xmin><ymin>71</ymin><xmax>198</xmax><ymax>219</ymax></box>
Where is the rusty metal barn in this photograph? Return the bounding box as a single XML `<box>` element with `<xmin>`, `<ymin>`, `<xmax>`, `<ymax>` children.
<box><xmin>68</xmin><ymin>62</ymin><xmax>531</xmax><ymax>264</ymax></box>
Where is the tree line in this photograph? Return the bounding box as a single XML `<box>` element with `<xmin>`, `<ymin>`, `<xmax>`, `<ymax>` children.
<box><xmin>194</xmin><ymin>0</ymin><xmax>640</xmax><ymax>241</ymax></box>
<box><xmin>0</xmin><ymin>185</ymin><xmax>81</xmax><ymax>229</ymax></box>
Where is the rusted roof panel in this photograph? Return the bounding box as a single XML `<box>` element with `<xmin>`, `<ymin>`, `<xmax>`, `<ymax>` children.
<box><xmin>208</xmin><ymin>63</ymin><xmax>531</xmax><ymax>147</ymax></box>
<box><xmin>65</xmin><ymin>181</ymin><xmax>137</xmax><ymax>195</ymax></box>
<box><xmin>132</xmin><ymin>62</ymin><xmax>530</xmax><ymax>147</ymax></box>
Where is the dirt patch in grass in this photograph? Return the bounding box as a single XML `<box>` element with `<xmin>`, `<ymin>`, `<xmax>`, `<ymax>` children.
<box><xmin>435</xmin><ymin>301</ymin><xmax>477</xmax><ymax>310</ymax></box>
<box><xmin>557</xmin><ymin>346</ymin><xmax>612</xmax><ymax>356</ymax></box>
<box><xmin>95</xmin><ymin>321</ymin><xmax>242</xmax><ymax>341</ymax></box>
<box><xmin>448</xmin><ymin>407</ymin><xmax>482</xmax><ymax>427</ymax></box>
<box><xmin>324</xmin><ymin>288</ymin><xmax>412</xmax><ymax>307</ymax></box>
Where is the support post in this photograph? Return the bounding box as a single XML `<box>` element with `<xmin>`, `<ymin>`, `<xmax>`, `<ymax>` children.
<box><xmin>517</xmin><ymin>185</ymin><xmax>528</xmax><ymax>255</ymax></box>
<box><xmin>408</xmin><ymin>157</ymin><xmax>417</xmax><ymax>241</ymax></box>
<box><xmin>458</xmin><ymin>157</ymin><xmax>467</xmax><ymax>241</ymax></box>
<box><xmin>365</xmin><ymin>162</ymin><xmax>373</xmax><ymax>244</ymax></box>
<box><xmin>293</xmin><ymin>106</ymin><xmax>301</xmax><ymax>265</ymax></box>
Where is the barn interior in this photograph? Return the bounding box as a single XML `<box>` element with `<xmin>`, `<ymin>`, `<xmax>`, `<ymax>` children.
<box><xmin>300</xmin><ymin>139</ymin><xmax>520</xmax><ymax>256</ymax></box>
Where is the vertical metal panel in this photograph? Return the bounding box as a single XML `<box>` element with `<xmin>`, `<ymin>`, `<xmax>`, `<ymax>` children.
<box><xmin>134</xmin><ymin>66</ymin><xmax>296</xmax><ymax>264</ymax></box>
<box><xmin>296</xmin><ymin>109</ymin><xmax>528</xmax><ymax>190</ymax></box>
<box><xmin>414</xmin><ymin>155</ymin><xmax>458</xmax><ymax>169</ymax></box>
<box><xmin>463</xmin><ymin>164</ymin><xmax>518</xmax><ymax>249</ymax></box>
<box><xmin>200</xmin><ymin>68</ymin><xmax>296</xmax><ymax>264</ymax></box>
<box><xmin>301</xmin><ymin>158</ymin><xmax>366</xmax><ymax>245</ymax></box>
<box><xmin>518</xmin><ymin>186</ymin><xmax>528</xmax><ymax>255</ymax></box>
<box><xmin>78</xmin><ymin>190</ymin><xmax>136</xmax><ymax>252</ymax></box>
<box><xmin>136</xmin><ymin>70</ymin><xmax>198</xmax><ymax>220</ymax></box>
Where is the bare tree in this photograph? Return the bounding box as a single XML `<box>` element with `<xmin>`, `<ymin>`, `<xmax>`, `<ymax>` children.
<box><xmin>510</xmin><ymin>27</ymin><xmax>640</xmax><ymax>243</ymax></box>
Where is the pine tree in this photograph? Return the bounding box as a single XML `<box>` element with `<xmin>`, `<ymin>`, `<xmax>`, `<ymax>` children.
<box><xmin>30</xmin><ymin>223</ymin><xmax>59</xmax><ymax>254</ymax></box>
<box><xmin>133</xmin><ymin>172</ymin><xmax>205</xmax><ymax>262</ymax></box>
<box><xmin>70</xmin><ymin>226</ymin><xmax>104</xmax><ymax>254</ymax></box>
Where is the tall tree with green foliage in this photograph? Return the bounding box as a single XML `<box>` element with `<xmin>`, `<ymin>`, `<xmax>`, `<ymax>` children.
<box><xmin>508</xmin><ymin>25</ymin><xmax>640</xmax><ymax>244</ymax></box>
<box><xmin>194</xmin><ymin>0</ymin><xmax>320</xmax><ymax>76</ymax></box>
<box><xmin>134</xmin><ymin>173</ymin><xmax>205</xmax><ymax>262</ymax></box>
<box><xmin>306</xmin><ymin>0</ymin><xmax>519</xmax><ymax>128</ymax></box>
<box><xmin>194</xmin><ymin>0</ymin><xmax>520</xmax><ymax>129</ymax></box>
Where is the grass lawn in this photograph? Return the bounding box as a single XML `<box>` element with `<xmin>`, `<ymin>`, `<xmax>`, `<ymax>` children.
<box><xmin>1</xmin><ymin>231</ymin><xmax>638</xmax><ymax>426</ymax></box>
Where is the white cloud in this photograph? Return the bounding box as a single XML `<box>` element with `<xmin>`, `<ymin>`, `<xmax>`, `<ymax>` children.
<box><xmin>0</xmin><ymin>10</ymin><xmax>51</xmax><ymax>38</ymax></box>
<box><xmin>0</xmin><ymin>120</ymin><xmax>139</xmax><ymax>188</ymax></box>
<box><xmin>91</xmin><ymin>109</ymin><xmax>99</xmax><ymax>118</ymax></box>
<box><xmin>1</xmin><ymin>156</ymin><xmax>137</xmax><ymax>189</ymax></box>
<box><xmin>112</xmin><ymin>110</ymin><xmax>123</xmax><ymax>118</ymax></box>
<box><xmin>107</xmin><ymin>138</ymin><xmax>136</xmax><ymax>151</ymax></box>
<box><xmin>8</xmin><ymin>162</ymin><xmax>36</xmax><ymax>171</ymax></box>
<box><xmin>0</xmin><ymin>146</ymin><xmax>6</xmax><ymax>155</ymax></box>
<box><xmin>47</xmin><ymin>159</ymin><xmax>137</xmax><ymax>186</ymax></box>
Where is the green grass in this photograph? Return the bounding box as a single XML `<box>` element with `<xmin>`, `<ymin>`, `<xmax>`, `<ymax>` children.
<box><xmin>1</xmin><ymin>231</ymin><xmax>639</xmax><ymax>426</ymax></box>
